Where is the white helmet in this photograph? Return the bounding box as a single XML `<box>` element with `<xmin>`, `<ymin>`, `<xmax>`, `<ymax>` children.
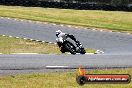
<box><xmin>56</xmin><ymin>30</ymin><xmax>62</xmax><ymax>37</ymax></box>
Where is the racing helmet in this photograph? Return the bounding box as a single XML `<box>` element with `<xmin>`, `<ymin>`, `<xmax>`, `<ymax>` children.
<box><xmin>56</xmin><ymin>30</ymin><xmax>62</xmax><ymax>37</ymax></box>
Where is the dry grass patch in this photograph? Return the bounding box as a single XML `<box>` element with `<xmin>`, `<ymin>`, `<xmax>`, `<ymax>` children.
<box><xmin>0</xmin><ymin>68</ymin><xmax>132</xmax><ymax>88</ymax></box>
<box><xmin>0</xmin><ymin>35</ymin><xmax>95</xmax><ymax>54</ymax></box>
<box><xmin>0</xmin><ymin>35</ymin><xmax>60</xmax><ymax>54</ymax></box>
<box><xmin>0</xmin><ymin>5</ymin><xmax>132</xmax><ymax>32</ymax></box>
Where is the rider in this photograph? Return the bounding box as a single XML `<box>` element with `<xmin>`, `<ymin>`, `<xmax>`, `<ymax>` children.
<box><xmin>56</xmin><ymin>30</ymin><xmax>80</xmax><ymax>48</ymax></box>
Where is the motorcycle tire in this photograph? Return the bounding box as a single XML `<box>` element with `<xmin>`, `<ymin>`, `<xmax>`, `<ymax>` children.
<box><xmin>65</xmin><ymin>42</ymin><xmax>76</xmax><ymax>55</ymax></box>
<box><xmin>60</xmin><ymin>47</ymin><xmax>65</xmax><ymax>53</ymax></box>
<box><xmin>76</xmin><ymin>76</ymin><xmax>87</xmax><ymax>85</ymax></box>
<box><xmin>80</xmin><ymin>48</ymin><xmax>86</xmax><ymax>54</ymax></box>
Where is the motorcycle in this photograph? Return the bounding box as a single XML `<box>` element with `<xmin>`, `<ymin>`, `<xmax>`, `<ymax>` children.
<box><xmin>57</xmin><ymin>37</ymin><xmax>86</xmax><ymax>55</ymax></box>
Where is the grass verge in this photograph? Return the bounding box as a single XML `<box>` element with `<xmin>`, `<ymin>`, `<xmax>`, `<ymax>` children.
<box><xmin>0</xmin><ymin>68</ymin><xmax>132</xmax><ymax>88</ymax></box>
<box><xmin>0</xmin><ymin>5</ymin><xmax>132</xmax><ymax>32</ymax></box>
<box><xmin>0</xmin><ymin>35</ymin><xmax>60</xmax><ymax>54</ymax></box>
<box><xmin>0</xmin><ymin>35</ymin><xmax>95</xmax><ymax>54</ymax></box>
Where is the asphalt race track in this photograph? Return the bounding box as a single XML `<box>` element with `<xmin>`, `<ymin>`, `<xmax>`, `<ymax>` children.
<box><xmin>0</xmin><ymin>17</ymin><xmax>132</xmax><ymax>74</ymax></box>
<box><xmin>0</xmin><ymin>54</ymin><xmax>132</xmax><ymax>75</ymax></box>
<box><xmin>0</xmin><ymin>18</ymin><xmax>132</xmax><ymax>53</ymax></box>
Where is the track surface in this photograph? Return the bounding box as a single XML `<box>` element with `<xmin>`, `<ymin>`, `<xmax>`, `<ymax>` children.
<box><xmin>0</xmin><ymin>17</ymin><xmax>132</xmax><ymax>74</ymax></box>
<box><xmin>0</xmin><ymin>18</ymin><xmax>132</xmax><ymax>53</ymax></box>
<box><xmin>0</xmin><ymin>54</ymin><xmax>132</xmax><ymax>74</ymax></box>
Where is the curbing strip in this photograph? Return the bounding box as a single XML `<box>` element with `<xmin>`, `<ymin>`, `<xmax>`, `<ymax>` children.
<box><xmin>1</xmin><ymin>34</ymin><xmax>104</xmax><ymax>55</ymax></box>
<box><xmin>11</xmin><ymin>53</ymin><xmax>39</xmax><ymax>54</ymax></box>
<box><xmin>46</xmin><ymin>65</ymin><xmax>69</xmax><ymax>69</ymax></box>
<box><xmin>2</xmin><ymin>35</ymin><xmax>6</xmax><ymax>37</ymax></box>
<box><xmin>0</xmin><ymin>53</ymin><xmax>39</xmax><ymax>54</ymax></box>
<box><xmin>15</xmin><ymin>37</ymin><xmax>20</xmax><ymax>39</ymax></box>
<box><xmin>1</xmin><ymin>34</ymin><xmax>57</xmax><ymax>45</ymax></box>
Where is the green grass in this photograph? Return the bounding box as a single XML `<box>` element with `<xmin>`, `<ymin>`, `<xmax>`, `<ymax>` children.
<box><xmin>0</xmin><ymin>35</ymin><xmax>95</xmax><ymax>54</ymax></box>
<box><xmin>0</xmin><ymin>35</ymin><xmax>60</xmax><ymax>54</ymax></box>
<box><xmin>0</xmin><ymin>5</ymin><xmax>132</xmax><ymax>32</ymax></box>
<box><xmin>0</xmin><ymin>68</ymin><xmax>132</xmax><ymax>88</ymax></box>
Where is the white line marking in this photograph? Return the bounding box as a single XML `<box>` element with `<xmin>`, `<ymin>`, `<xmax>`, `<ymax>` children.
<box><xmin>49</xmin><ymin>42</ymin><xmax>53</xmax><ymax>44</ymax></box>
<box><xmin>30</xmin><ymin>39</ymin><xmax>33</xmax><ymax>41</ymax></box>
<box><xmin>60</xmin><ymin>24</ymin><xmax>64</xmax><ymax>27</ymax></box>
<box><xmin>46</xmin><ymin>66</ymin><xmax>69</xmax><ymax>68</ymax></box>
<box><xmin>117</xmin><ymin>32</ymin><xmax>121</xmax><ymax>34</ymax></box>
<box><xmin>16</xmin><ymin>37</ymin><xmax>19</xmax><ymax>39</ymax></box>
<box><xmin>85</xmin><ymin>53</ymin><xmax>94</xmax><ymax>55</ymax></box>
<box><xmin>67</xmin><ymin>25</ymin><xmax>71</xmax><ymax>28</ymax></box>
<box><xmin>2</xmin><ymin>35</ymin><xmax>6</xmax><ymax>37</ymax></box>
<box><xmin>11</xmin><ymin>53</ymin><xmax>38</xmax><ymax>54</ymax></box>
<box><xmin>127</xmin><ymin>33</ymin><xmax>130</xmax><ymax>35</ymax></box>
<box><xmin>23</xmin><ymin>38</ymin><xmax>27</xmax><ymax>40</ymax></box>
<box><xmin>44</xmin><ymin>22</ymin><xmax>47</xmax><ymax>24</ymax></box>
<box><xmin>100</xmin><ymin>30</ymin><xmax>103</xmax><ymax>32</ymax></box>
<box><xmin>9</xmin><ymin>36</ymin><xmax>13</xmax><ymax>38</ymax></box>
<box><xmin>36</xmin><ymin>21</ymin><xmax>41</xmax><ymax>24</ymax></box>
<box><xmin>21</xmin><ymin>20</ymin><xmax>23</xmax><ymax>22</ymax></box>
<box><xmin>36</xmin><ymin>40</ymin><xmax>40</xmax><ymax>42</ymax></box>
<box><xmin>2</xmin><ymin>17</ymin><xmax>131</xmax><ymax>36</ymax></box>
<box><xmin>52</xmin><ymin>24</ymin><xmax>56</xmax><ymax>26</ymax></box>
<box><xmin>14</xmin><ymin>19</ymin><xmax>17</xmax><ymax>21</ymax></box>
<box><xmin>28</xmin><ymin>20</ymin><xmax>32</xmax><ymax>23</ymax></box>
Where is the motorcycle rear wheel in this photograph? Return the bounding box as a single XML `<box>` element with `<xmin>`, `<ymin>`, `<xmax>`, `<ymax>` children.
<box><xmin>80</xmin><ymin>48</ymin><xmax>86</xmax><ymax>54</ymax></box>
<box><xmin>65</xmin><ymin>42</ymin><xmax>76</xmax><ymax>55</ymax></box>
